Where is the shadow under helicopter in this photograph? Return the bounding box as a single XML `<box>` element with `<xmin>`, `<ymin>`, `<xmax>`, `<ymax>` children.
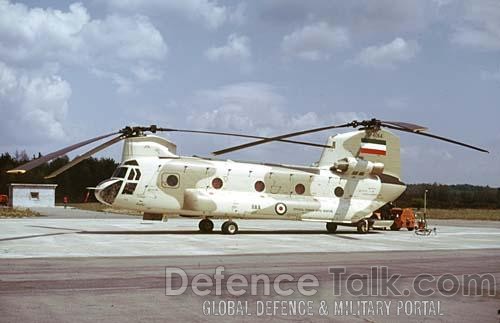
<box><xmin>78</xmin><ymin>229</ymin><xmax>372</xmax><ymax>239</ymax></box>
<box><xmin>19</xmin><ymin>224</ymin><xmax>387</xmax><ymax>239</ymax></box>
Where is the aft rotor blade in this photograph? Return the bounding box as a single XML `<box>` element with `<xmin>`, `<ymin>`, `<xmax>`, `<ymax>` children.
<box><xmin>158</xmin><ymin>128</ymin><xmax>330</xmax><ymax>149</ymax></box>
<box><xmin>7</xmin><ymin>132</ymin><xmax>119</xmax><ymax>174</ymax></box>
<box><xmin>381</xmin><ymin>121</ymin><xmax>428</xmax><ymax>132</ymax></box>
<box><xmin>45</xmin><ymin>135</ymin><xmax>125</xmax><ymax>179</ymax></box>
<box><xmin>383</xmin><ymin>124</ymin><xmax>489</xmax><ymax>153</ymax></box>
<box><xmin>211</xmin><ymin>122</ymin><xmax>355</xmax><ymax>156</ymax></box>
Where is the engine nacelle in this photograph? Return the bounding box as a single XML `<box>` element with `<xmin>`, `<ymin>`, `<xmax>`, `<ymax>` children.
<box><xmin>330</xmin><ymin>157</ymin><xmax>384</xmax><ymax>177</ymax></box>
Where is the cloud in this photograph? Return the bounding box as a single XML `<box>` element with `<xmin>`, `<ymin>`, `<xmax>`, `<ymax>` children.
<box><xmin>181</xmin><ymin>82</ymin><xmax>367</xmax><ymax>162</ymax></box>
<box><xmin>90</xmin><ymin>68</ymin><xmax>134</xmax><ymax>94</ymax></box>
<box><xmin>351</xmin><ymin>38</ymin><xmax>420</xmax><ymax>69</ymax></box>
<box><xmin>130</xmin><ymin>64</ymin><xmax>163</xmax><ymax>82</ymax></box>
<box><xmin>186</xmin><ymin>82</ymin><xmax>365</xmax><ymax>135</ymax></box>
<box><xmin>384</xmin><ymin>96</ymin><xmax>409</xmax><ymax>110</ymax></box>
<box><xmin>105</xmin><ymin>0</ymin><xmax>243</xmax><ymax>29</ymax></box>
<box><xmin>281</xmin><ymin>22</ymin><xmax>350</xmax><ymax>61</ymax></box>
<box><xmin>481</xmin><ymin>67</ymin><xmax>500</xmax><ymax>81</ymax></box>
<box><xmin>81</xmin><ymin>14</ymin><xmax>167</xmax><ymax>63</ymax></box>
<box><xmin>347</xmin><ymin>0</ymin><xmax>439</xmax><ymax>35</ymax></box>
<box><xmin>0</xmin><ymin>61</ymin><xmax>71</xmax><ymax>144</ymax></box>
<box><xmin>187</xmin><ymin>83</ymin><xmax>285</xmax><ymax>133</ymax></box>
<box><xmin>0</xmin><ymin>2</ymin><xmax>89</xmax><ymax>64</ymax></box>
<box><xmin>401</xmin><ymin>145</ymin><xmax>454</xmax><ymax>161</ymax></box>
<box><xmin>0</xmin><ymin>1</ymin><xmax>167</xmax><ymax>91</ymax></box>
<box><xmin>205</xmin><ymin>34</ymin><xmax>251</xmax><ymax>61</ymax></box>
<box><xmin>451</xmin><ymin>0</ymin><xmax>500</xmax><ymax>50</ymax></box>
<box><xmin>260</xmin><ymin>1</ymin><xmax>441</xmax><ymax>35</ymax></box>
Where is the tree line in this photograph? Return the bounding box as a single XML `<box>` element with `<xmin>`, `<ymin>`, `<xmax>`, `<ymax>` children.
<box><xmin>0</xmin><ymin>151</ymin><xmax>499</xmax><ymax>208</ymax></box>
<box><xmin>0</xmin><ymin>151</ymin><xmax>117</xmax><ymax>203</ymax></box>
<box><xmin>394</xmin><ymin>183</ymin><xmax>500</xmax><ymax>209</ymax></box>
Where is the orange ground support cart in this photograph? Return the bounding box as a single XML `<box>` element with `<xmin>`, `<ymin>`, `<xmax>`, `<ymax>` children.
<box><xmin>389</xmin><ymin>208</ymin><xmax>416</xmax><ymax>231</ymax></box>
<box><xmin>370</xmin><ymin>207</ymin><xmax>416</xmax><ymax>231</ymax></box>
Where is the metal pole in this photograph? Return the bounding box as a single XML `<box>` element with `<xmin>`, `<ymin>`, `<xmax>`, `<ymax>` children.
<box><xmin>424</xmin><ymin>189</ymin><xmax>428</xmax><ymax>224</ymax></box>
<box><xmin>424</xmin><ymin>190</ymin><xmax>427</xmax><ymax>215</ymax></box>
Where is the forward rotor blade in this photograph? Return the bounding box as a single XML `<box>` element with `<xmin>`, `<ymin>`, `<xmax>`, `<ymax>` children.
<box><xmin>381</xmin><ymin>121</ymin><xmax>428</xmax><ymax>132</ymax></box>
<box><xmin>157</xmin><ymin>128</ymin><xmax>330</xmax><ymax>149</ymax></box>
<box><xmin>383</xmin><ymin>124</ymin><xmax>489</xmax><ymax>153</ymax></box>
<box><xmin>7</xmin><ymin>132</ymin><xmax>119</xmax><ymax>174</ymax></box>
<box><xmin>211</xmin><ymin>122</ymin><xmax>355</xmax><ymax>156</ymax></box>
<box><xmin>45</xmin><ymin>135</ymin><xmax>125</xmax><ymax>179</ymax></box>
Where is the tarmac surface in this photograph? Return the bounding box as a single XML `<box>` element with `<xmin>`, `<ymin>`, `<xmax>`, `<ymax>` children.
<box><xmin>1</xmin><ymin>207</ymin><xmax>499</xmax><ymax>322</ymax></box>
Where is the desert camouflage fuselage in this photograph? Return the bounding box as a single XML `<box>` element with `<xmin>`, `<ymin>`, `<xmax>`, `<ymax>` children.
<box><xmin>95</xmin><ymin>129</ymin><xmax>406</xmax><ymax>224</ymax></box>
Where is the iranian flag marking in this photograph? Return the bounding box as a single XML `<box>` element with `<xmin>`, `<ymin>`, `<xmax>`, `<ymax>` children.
<box><xmin>360</xmin><ymin>138</ymin><xmax>387</xmax><ymax>156</ymax></box>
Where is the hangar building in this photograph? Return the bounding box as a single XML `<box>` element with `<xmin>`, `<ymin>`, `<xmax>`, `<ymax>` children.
<box><xmin>8</xmin><ymin>183</ymin><xmax>58</xmax><ymax>208</ymax></box>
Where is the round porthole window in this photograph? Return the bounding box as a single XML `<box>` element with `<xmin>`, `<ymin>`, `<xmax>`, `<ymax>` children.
<box><xmin>254</xmin><ymin>180</ymin><xmax>265</xmax><ymax>192</ymax></box>
<box><xmin>166</xmin><ymin>174</ymin><xmax>179</xmax><ymax>187</ymax></box>
<box><xmin>212</xmin><ymin>177</ymin><xmax>223</xmax><ymax>189</ymax></box>
<box><xmin>295</xmin><ymin>183</ymin><xmax>305</xmax><ymax>195</ymax></box>
<box><xmin>334</xmin><ymin>186</ymin><xmax>344</xmax><ymax>197</ymax></box>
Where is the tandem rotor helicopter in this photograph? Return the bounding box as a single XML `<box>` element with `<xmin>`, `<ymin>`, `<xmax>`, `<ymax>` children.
<box><xmin>8</xmin><ymin>118</ymin><xmax>488</xmax><ymax>234</ymax></box>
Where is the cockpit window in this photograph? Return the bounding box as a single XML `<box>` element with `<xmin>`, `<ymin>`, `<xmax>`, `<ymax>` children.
<box><xmin>135</xmin><ymin>169</ymin><xmax>141</xmax><ymax>180</ymax></box>
<box><xmin>113</xmin><ymin>167</ymin><xmax>128</xmax><ymax>179</ymax></box>
<box><xmin>128</xmin><ymin>169</ymin><xmax>136</xmax><ymax>180</ymax></box>
<box><xmin>124</xmin><ymin>160</ymin><xmax>139</xmax><ymax>166</ymax></box>
<box><xmin>100</xmin><ymin>180</ymin><xmax>123</xmax><ymax>204</ymax></box>
<box><xmin>122</xmin><ymin>183</ymin><xmax>137</xmax><ymax>195</ymax></box>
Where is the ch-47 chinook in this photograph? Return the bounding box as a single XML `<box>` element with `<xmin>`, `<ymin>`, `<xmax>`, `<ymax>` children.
<box><xmin>8</xmin><ymin>118</ymin><xmax>488</xmax><ymax>234</ymax></box>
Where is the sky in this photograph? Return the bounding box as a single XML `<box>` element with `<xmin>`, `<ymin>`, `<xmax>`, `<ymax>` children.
<box><xmin>0</xmin><ymin>0</ymin><xmax>499</xmax><ymax>186</ymax></box>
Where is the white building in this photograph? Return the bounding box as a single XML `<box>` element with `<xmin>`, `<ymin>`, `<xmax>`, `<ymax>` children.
<box><xmin>8</xmin><ymin>183</ymin><xmax>58</xmax><ymax>208</ymax></box>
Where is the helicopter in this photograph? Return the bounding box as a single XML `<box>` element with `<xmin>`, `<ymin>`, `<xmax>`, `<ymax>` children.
<box><xmin>7</xmin><ymin>118</ymin><xmax>488</xmax><ymax>234</ymax></box>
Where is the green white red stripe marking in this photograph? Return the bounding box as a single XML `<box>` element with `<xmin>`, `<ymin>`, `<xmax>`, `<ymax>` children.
<box><xmin>360</xmin><ymin>138</ymin><xmax>386</xmax><ymax>156</ymax></box>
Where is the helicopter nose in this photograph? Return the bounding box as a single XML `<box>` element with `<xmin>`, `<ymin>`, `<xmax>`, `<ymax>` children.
<box><xmin>95</xmin><ymin>179</ymin><xmax>123</xmax><ymax>205</ymax></box>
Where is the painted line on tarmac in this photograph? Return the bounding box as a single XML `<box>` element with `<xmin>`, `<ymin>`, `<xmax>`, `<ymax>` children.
<box><xmin>28</xmin><ymin>225</ymin><xmax>82</xmax><ymax>231</ymax></box>
<box><xmin>0</xmin><ymin>232</ymin><xmax>76</xmax><ymax>242</ymax></box>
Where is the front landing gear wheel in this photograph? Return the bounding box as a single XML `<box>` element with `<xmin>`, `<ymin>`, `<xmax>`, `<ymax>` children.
<box><xmin>221</xmin><ymin>221</ymin><xmax>238</xmax><ymax>235</ymax></box>
<box><xmin>326</xmin><ymin>222</ymin><xmax>337</xmax><ymax>233</ymax></box>
<box><xmin>198</xmin><ymin>218</ymin><xmax>214</xmax><ymax>233</ymax></box>
<box><xmin>357</xmin><ymin>220</ymin><xmax>369</xmax><ymax>234</ymax></box>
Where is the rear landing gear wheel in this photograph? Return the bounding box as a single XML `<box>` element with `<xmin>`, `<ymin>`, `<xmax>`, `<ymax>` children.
<box><xmin>221</xmin><ymin>221</ymin><xmax>238</xmax><ymax>235</ymax></box>
<box><xmin>198</xmin><ymin>218</ymin><xmax>214</xmax><ymax>233</ymax></box>
<box><xmin>357</xmin><ymin>220</ymin><xmax>369</xmax><ymax>234</ymax></box>
<box><xmin>326</xmin><ymin>223</ymin><xmax>337</xmax><ymax>233</ymax></box>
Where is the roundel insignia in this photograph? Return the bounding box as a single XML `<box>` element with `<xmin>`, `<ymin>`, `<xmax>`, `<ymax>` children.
<box><xmin>275</xmin><ymin>202</ymin><xmax>287</xmax><ymax>215</ymax></box>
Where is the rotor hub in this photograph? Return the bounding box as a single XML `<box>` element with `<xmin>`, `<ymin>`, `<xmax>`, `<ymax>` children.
<box><xmin>119</xmin><ymin>125</ymin><xmax>160</xmax><ymax>137</ymax></box>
